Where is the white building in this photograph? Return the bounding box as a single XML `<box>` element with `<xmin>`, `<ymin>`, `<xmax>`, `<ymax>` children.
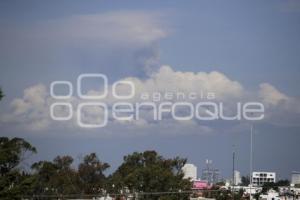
<box><xmin>233</xmin><ymin>170</ymin><xmax>242</xmax><ymax>185</ymax></box>
<box><xmin>259</xmin><ymin>189</ymin><xmax>280</xmax><ymax>200</ymax></box>
<box><xmin>252</xmin><ymin>172</ymin><xmax>276</xmax><ymax>186</ymax></box>
<box><xmin>291</xmin><ymin>171</ymin><xmax>300</xmax><ymax>185</ymax></box>
<box><xmin>182</xmin><ymin>163</ymin><xmax>197</xmax><ymax>181</ymax></box>
<box><xmin>243</xmin><ymin>186</ymin><xmax>262</xmax><ymax>195</ymax></box>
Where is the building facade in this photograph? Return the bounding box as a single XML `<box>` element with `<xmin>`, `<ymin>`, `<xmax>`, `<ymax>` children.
<box><xmin>182</xmin><ymin>163</ymin><xmax>197</xmax><ymax>180</ymax></box>
<box><xmin>234</xmin><ymin>170</ymin><xmax>242</xmax><ymax>185</ymax></box>
<box><xmin>252</xmin><ymin>172</ymin><xmax>276</xmax><ymax>186</ymax></box>
<box><xmin>291</xmin><ymin>171</ymin><xmax>300</xmax><ymax>185</ymax></box>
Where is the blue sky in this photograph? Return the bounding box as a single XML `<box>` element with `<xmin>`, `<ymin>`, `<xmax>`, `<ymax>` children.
<box><xmin>0</xmin><ymin>0</ymin><xmax>300</xmax><ymax>179</ymax></box>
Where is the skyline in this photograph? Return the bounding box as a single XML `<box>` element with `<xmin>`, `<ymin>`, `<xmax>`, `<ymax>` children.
<box><xmin>0</xmin><ymin>0</ymin><xmax>300</xmax><ymax>179</ymax></box>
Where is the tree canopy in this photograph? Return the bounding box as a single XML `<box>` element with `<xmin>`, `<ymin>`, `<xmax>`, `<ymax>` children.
<box><xmin>0</xmin><ymin>139</ymin><xmax>192</xmax><ymax>199</ymax></box>
<box><xmin>0</xmin><ymin>137</ymin><xmax>37</xmax><ymax>176</ymax></box>
<box><xmin>0</xmin><ymin>137</ymin><xmax>37</xmax><ymax>199</ymax></box>
<box><xmin>109</xmin><ymin>150</ymin><xmax>191</xmax><ymax>199</ymax></box>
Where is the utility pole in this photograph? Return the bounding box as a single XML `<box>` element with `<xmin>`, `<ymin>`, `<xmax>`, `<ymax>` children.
<box><xmin>249</xmin><ymin>124</ymin><xmax>253</xmax><ymax>200</ymax></box>
<box><xmin>232</xmin><ymin>149</ymin><xmax>235</xmax><ymax>200</ymax></box>
<box><xmin>233</xmin><ymin>149</ymin><xmax>235</xmax><ymax>186</ymax></box>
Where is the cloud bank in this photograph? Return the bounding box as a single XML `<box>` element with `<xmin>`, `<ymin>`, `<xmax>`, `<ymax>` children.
<box><xmin>1</xmin><ymin>65</ymin><xmax>299</xmax><ymax>136</ymax></box>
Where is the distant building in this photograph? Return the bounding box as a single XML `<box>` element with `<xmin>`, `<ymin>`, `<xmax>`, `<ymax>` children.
<box><xmin>259</xmin><ymin>189</ymin><xmax>280</xmax><ymax>200</ymax></box>
<box><xmin>243</xmin><ymin>186</ymin><xmax>262</xmax><ymax>195</ymax></box>
<box><xmin>252</xmin><ymin>172</ymin><xmax>276</xmax><ymax>186</ymax></box>
<box><xmin>201</xmin><ymin>160</ymin><xmax>220</xmax><ymax>184</ymax></box>
<box><xmin>182</xmin><ymin>163</ymin><xmax>197</xmax><ymax>180</ymax></box>
<box><xmin>291</xmin><ymin>171</ymin><xmax>300</xmax><ymax>185</ymax></box>
<box><xmin>234</xmin><ymin>170</ymin><xmax>242</xmax><ymax>185</ymax></box>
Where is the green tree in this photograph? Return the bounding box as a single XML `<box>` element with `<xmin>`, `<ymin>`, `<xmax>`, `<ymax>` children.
<box><xmin>261</xmin><ymin>179</ymin><xmax>290</xmax><ymax>193</ymax></box>
<box><xmin>262</xmin><ymin>182</ymin><xmax>277</xmax><ymax>193</ymax></box>
<box><xmin>31</xmin><ymin>155</ymin><xmax>79</xmax><ymax>195</ymax></box>
<box><xmin>0</xmin><ymin>137</ymin><xmax>37</xmax><ymax>199</ymax></box>
<box><xmin>276</xmin><ymin>179</ymin><xmax>290</xmax><ymax>186</ymax></box>
<box><xmin>241</xmin><ymin>176</ymin><xmax>250</xmax><ymax>186</ymax></box>
<box><xmin>31</xmin><ymin>160</ymin><xmax>58</xmax><ymax>194</ymax></box>
<box><xmin>78</xmin><ymin>153</ymin><xmax>110</xmax><ymax>194</ymax></box>
<box><xmin>0</xmin><ymin>137</ymin><xmax>36</xmax><ymax>176</ymax></box>
<box><xmin>109</xmin><ymin>150</ymin><xmax>191</xmax><ymax>200</ymax></box>
<box><xmin>52</xmin><ymin>155</ymin><xmax>79</xmax><ymax>194</ymax></box>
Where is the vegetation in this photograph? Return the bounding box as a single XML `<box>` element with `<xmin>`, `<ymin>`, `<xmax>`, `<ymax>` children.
<box><xmin>108</xmin><ymin>151</ymin><xmax>191</xmax><ymax>199</ymax></box>
<box><xmin>261</xmin><ymin>179</ymin><xmax>290</xmax><ymax>193</ymax></box>
<box><xmin>0</xmin><ymin>137</ymin><xmax>192</xmax><ymax>199</ymax></box>
<box><xmin>241</xmin><ymin>176</ymin><xmax>250</xmax><ymax>186</ymax></box>
<box><xmin>0</xmin><ymin>137</ymin><xmax>37</xmax><ymax>199</ymax></box>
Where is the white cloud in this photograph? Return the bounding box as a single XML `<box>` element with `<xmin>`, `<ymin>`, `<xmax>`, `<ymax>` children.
<box><xmin>259</xmin><ymin>83</ymin><xmax>288</xmax><ymax>106</ymax></box>
<box><xmin>257</xmin><ymin>83</ymin><xmax>300</xmax><ymax>127</ymax></box>
<box><xmin>128</xmin><ymin>65</ymin><xmax>244</xmax><ymax>100</ymax></box>
<box><xmin>1</xmin><ymin>84</ymin><xmax>51</xmax><ymax>131</ymax></box>
<box><xmin>1</xmin><ymin>65</ymin><xmax>299</xmax><ymax>135</ymax></box>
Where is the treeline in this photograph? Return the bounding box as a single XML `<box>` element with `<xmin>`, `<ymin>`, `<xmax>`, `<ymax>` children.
<box><xmin>0</xmin><ymin>137</ymin><xmax>191</xmax><ymax>200</ymax></box>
